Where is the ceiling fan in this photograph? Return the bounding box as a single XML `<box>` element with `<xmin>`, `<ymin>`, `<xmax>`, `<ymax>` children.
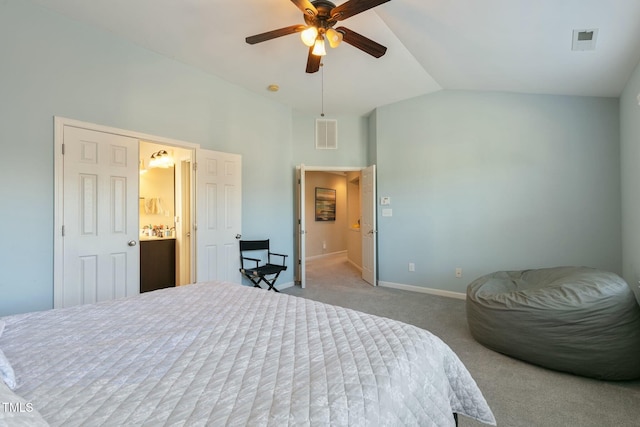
<box><xmin>246</xmin><ymin>0</ymin><xmax>391</xmax><ymax>73</ymax></box>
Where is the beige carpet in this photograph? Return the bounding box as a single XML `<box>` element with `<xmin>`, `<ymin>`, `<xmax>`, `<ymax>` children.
<box><xmin>283</xmin><ymin>253</ymin><xmax>640</xmax><ymax>427</ymax></box>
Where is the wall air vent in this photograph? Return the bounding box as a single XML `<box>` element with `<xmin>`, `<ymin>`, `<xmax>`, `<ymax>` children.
<box><xmin>316</xmin><ymin>119</ymin><xmax>337</xmax><ymax>150</ymax></box>
<box><xmin>572</xmin><ymin>29</ymin><xmax>598</xmax><ymax>51</ymax></box>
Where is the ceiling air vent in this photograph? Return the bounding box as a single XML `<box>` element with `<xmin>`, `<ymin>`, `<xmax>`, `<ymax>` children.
<box><xmin>316</xmin><ymin>119</ymin><xmax>337</xmax><ymax>150</ymax></box>
<box><xmin>572</xmin><ymin>29</ymin><xmax>598</xmax><ymax>51</ymax></box>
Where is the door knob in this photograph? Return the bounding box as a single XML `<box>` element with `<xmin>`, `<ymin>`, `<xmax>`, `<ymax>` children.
<box><xmin>128</xmin><ymin>240</ymin><xmax>137</xmax><ymax>247</ymax></box>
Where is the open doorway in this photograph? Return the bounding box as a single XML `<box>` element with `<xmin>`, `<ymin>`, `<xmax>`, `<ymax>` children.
<box><xmin>296</xmin><ymin>165</ymin><xmax>377</xmax><ymax>289</ymax></box>
<box><xmin>139</xmin><ymin>141</ymin><xmax>194</xmax><ymax>291</ymax></box>
<box><xmin>305</xmin><ymin>170</ymin><xmax>367</xmax><ymax>290</ymax></box>
<box><xmin>304</xmin><ymin>171</ymin><xmax>362</xmax><ymax>270</ymax></box>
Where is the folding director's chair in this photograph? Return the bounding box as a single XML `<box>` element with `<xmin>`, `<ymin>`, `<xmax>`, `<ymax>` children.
<box><xmin>239</xmin><ymin>240</ymin><xmax>288</xmax><ymax>292</ymax></box>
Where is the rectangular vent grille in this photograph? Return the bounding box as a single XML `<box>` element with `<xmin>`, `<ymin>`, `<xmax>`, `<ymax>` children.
<box><xmin>572</xmin><ymin>29</ymin><xmax>598</xmax><ymax>51</ymax></box>
<box><xmin>316</xmin><ymin>119</ymin><xmax>337</xmax><ymax>150</ymax></box>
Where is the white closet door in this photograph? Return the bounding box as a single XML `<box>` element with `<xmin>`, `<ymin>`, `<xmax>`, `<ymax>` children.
<box><xmin>59</xmin><ymin>126</ymin><xmax>139</xmax><ymax>308</ymax></box>
<box><xmin>195</xmin><ymin>148</ymin><xmax>242</xmax><ymax>283</ymax></box>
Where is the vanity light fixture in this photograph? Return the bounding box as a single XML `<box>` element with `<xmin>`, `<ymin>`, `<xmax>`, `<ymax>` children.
<box><xmin>148</xmin><ymin>150</ymin><xmax>174</xmax><ymax>168</ymax></box>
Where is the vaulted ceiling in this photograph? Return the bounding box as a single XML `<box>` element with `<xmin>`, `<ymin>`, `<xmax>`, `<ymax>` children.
<box><xmin>30</xmin><ymin>0</ymin><xmax>640</xmax><ymax>116</ymax></box>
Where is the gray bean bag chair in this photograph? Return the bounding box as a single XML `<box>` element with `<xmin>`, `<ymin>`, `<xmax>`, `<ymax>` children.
<box><xmin>466</xmin><ymin>267</ymin><xmax>640</xmax><ymax>380</ymax></box>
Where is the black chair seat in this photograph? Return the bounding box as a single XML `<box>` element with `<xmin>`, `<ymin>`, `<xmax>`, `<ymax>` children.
<box><xmin>243</xmin><ymin>263</ymin><xmax>287</xmax><ymax>277</ymax></box>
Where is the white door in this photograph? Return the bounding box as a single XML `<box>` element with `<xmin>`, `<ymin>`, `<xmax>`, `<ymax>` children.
<box><xmin>296</xmin><ymin>165</ymin><xmax>306</xmax><ymax>288</ymax></box>
<box><xmin>361</xmin><ymin>165</ymin><xmax>377</xmax><ymax>286</ymax></box>
<box><xmin>177</xmin><ymin>160</ymin><xmax>193</xmax><ymax>285</ymax></box>
<box><xmin>58</xmin><ymin>126</ymin><xmax>139</xmax><ymax>308</ymax></box>
<box><xmin>195</xmin><ymin>149</ymin><xmax>242</xmax><ymax>283</ymax></box>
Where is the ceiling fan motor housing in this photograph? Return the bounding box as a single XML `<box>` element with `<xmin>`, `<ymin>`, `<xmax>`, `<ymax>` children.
<box><xmin>304</xmin><ymin>0</ymin><xmax>339</xmax><ymax>32</ymax></box>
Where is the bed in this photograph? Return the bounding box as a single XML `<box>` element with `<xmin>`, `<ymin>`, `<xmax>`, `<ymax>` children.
<box><xmin>0</xmin><ymin>281</ymin><xmax>496</xmax><ymax>426</ymax></box>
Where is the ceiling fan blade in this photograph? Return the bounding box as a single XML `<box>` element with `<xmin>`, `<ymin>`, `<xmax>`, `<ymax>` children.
<box><xmin>291</xmin><ymin>0</ymin><xmax>318</xmax><ymax>17</ymax></box>
<box><xmin>246</xmin><ymin>25</ymin><xmax>305</xmax><ymax>45</ymax></box>
<box><xmin>331</xmin><ymin>0</ymin><xmax>390</xmax><ymax>21</ymax></box>
<box><xmin>306</xmin><ymin>47</ymin><xmax>321</xmax><ymax>73</ymax></box>
<box><xmin>336</xmin><ymin>26</ymin><xmax>387</xmax><ymax>58</ymax></box>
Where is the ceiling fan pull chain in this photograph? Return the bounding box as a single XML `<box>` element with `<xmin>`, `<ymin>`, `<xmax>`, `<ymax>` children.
<box><xmin>321</xmin><ymin>62</ymin><xmax>325</xmax><ymax>117</ymax></box>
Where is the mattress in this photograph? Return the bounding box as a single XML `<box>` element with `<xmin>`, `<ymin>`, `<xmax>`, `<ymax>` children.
<box><xmin>0</xmin><ymin>281</ymin><xmax>495</xmax><ymax>426</ymax></box>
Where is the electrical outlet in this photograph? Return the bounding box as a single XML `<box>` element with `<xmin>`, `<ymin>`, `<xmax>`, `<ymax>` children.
<box><xmin>408</xmin><ymin>262</ymin><xmax>415</xmax><ymax>272</ymax></box>
<box><xmin>455</xmin><ymin>268</ymin><xmax>462</xmax><ymax>278</ymax></box>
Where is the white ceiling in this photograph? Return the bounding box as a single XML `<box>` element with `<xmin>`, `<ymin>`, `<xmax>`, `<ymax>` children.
<box><xmin>30</xmin><ymin>0</ymin><xmax>640</xmax><ymax>116</ymax></box>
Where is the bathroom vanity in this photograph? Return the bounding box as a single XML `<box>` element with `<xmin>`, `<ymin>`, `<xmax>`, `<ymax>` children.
<box><xmin>140</xmin><ymin>237</ymin><xmax>176</xmax><ymax>293</ymax></box>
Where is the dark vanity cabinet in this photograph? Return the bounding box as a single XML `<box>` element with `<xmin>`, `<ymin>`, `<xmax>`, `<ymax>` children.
<box><xmin>140</xmin><ymin>238</ymin><xmax>176</xmax><ymax>293</ymax></box>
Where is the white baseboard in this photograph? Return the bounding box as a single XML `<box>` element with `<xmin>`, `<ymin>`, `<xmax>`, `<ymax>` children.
<box><xmin>242</xmin><ymin>281</ymin><xmax>294</xmax><ymax>291</ymax></box>
<box><xmin>306</xmin><ymin>250</ymin><xmax>347</xmax><ymax>261</ymax></box>
<box><xmin>274</xmin><ymin>281</ymin><xmax>294</xmax><ymax>291</ymax></box>
<box><xmin>306</xmin><ymin>251</ymin><xmax>362</xmax><ymax>272</ymax></box>
<box><xmin>347</xmin><ymin>258</ymin><xmax>362</xmax><ymax>272</ymax></box>
<box><xmin>378</xmin><ymin>281</ymin><xmax>466</xmax><ymax>300</ymax></box>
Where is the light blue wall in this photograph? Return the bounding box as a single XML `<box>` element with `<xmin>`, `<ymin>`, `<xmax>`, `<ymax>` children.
<box><xmin>291</xmin><ymin>111</ymin><xmax>368</xmax><ymax>167</ymax></box>
<box><xmin>375</xmin><ymin>91</ymin><xmax>621</xmax><ymax>293</ymax></box>
<box><xmin>367</xmin><ymin>110</ymin><xmax>378</xmax><ymax>166</ymax></box>
<box><xmin>0</xmin><ymin>0</ymin><xmax>294</xmax><ymax>316</ymax></box>
<box><xmin>621</xmin><ymin>59</ymin><xmax>640</xmax><ymax>300</ymax></box>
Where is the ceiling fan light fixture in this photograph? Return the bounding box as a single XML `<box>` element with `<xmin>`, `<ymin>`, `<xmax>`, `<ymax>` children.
<box><xmin>312</xmin><ymin>36</ymin><xmax>327</xmax><ymax>56</ymax></box>
<box><xmin>245</xmin><ymin>0</ymin><xmax>391</xmax><ymax>72</ymax></box>
<box><xmin>300</xmin><ymin>26</ymin><xmax>318</xmax><ymax>47</ymax></box>
<box><xmin>326</xmin><ymin>28</ymin><xmax>343</xmax><ymax>48</ymax></box>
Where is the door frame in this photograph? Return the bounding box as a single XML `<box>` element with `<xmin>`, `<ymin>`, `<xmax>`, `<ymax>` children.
<box><xmin>295</xmin><ymin>165</ymin><xmax>377</xmax><ymax>288</ymax></box>
<box><xmin>54</xmin><ymin>117</ymin><xmax>199</xmax><ymax>306</ymax></box>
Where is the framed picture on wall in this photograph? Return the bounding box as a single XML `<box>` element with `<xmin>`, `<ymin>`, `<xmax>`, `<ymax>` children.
<box><xmin>315</xmin><ymin>187</ymin><xmax>336</xmax><ymax>221</ymax></box>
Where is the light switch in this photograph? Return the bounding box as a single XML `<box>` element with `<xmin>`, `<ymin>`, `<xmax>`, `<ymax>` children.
<box><xmin>382</xmin><ymin>208</ymin><xmax>392</xmax><ymax>217</ymax></box>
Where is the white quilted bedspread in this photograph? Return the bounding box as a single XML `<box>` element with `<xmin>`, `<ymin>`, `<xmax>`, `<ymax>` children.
<box><xmin>0</xmin><ymin>282</ymin><xmax>495</xmax><ymax>426</ymax></box>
